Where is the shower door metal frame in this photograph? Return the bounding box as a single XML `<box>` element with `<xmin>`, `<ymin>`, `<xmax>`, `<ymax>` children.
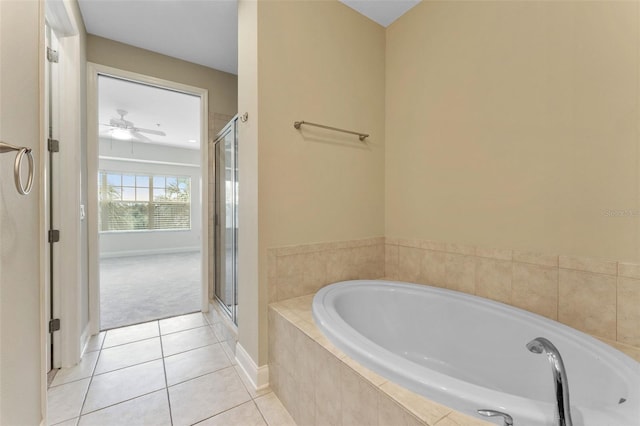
<box><xmin>213</xmin><ymin>116</ymin><xmax>239</xmax><ymax>324</ymax></box>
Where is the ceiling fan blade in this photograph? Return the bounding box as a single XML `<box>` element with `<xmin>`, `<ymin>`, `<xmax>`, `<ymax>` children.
<box><xmin>133</xmin><ymin>127</ymin><xmax>166</xmax><ymax>136</ymax></box>
<box><xmin>131</xmin><ymin>131</ymin><xmax>152</xmax><ymax>142</ymax></box>
<box><xmin>110</xmin><ymin>118</ymin><xmax>134</xmax><ymax>127</ymax></box>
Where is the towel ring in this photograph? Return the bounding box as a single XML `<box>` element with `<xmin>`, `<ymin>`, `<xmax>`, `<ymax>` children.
<box><xmin>0</xmin><ymin>141</ymin><xmax>34</xmax><ymax>195</ymax></box>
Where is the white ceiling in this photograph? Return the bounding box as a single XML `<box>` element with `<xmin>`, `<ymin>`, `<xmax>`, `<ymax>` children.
<box><xmin>339</xmin><ymin>0</ymin><xmax>421</xmax><ymax>27</ymax></box>
<box><xmin>98</xmin><ymin>75</ymin><xmax>201</xmax><ymax>150</ymax></box>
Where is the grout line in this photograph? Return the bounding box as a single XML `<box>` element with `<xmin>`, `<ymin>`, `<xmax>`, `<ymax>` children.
<box><xmin>92</xmin><ymin>354</ymin><xmax>164</xmax><ymax>378</ymax></box>
<box><xmin>100</xmin><ymin>313</ymin><xmax>194</xmax><ymax>332</ymax></box>
<box><xmin>101</xmin><ymin>333</ymin><xmax>160</xmax><ymax>350</ymax></box>
<box><xmin>190</xmin><ymin>399</ymin><xmax>256</xmax><ymax>426</ymax></box>
<box><xmin>158</xmin><ymin>321</ymin><xmax>174</xmax><ymax>426</ymax></box>
<box><xmin>78</xmin><ymin>388</ymin><xmax>166</xmax><ymax>417</ymax></box>
<box><xmin>76</xmin><ymin>331</ymin><xmax>105</xmax><ymax>422</ymax></box>
<box><xmin>166</xmin><ymin>364</ymin><xmax>236</xmax><ymax>389</ymax></box>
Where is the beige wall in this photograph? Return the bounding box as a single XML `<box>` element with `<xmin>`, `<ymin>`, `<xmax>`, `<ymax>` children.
<box><xmin>0</xmin><ymin>1</ymin><xmax>43</xmax><ymax>423</ymax></box>
<box><xmin>87</xmin><ymin>34</ymin><xmax>238</xmax><ymax>139</ymax></box>
<box><xmin>250</xmin><ymin>0</ymin><xmax>386</xmax><ymax>364</ymax></box>
<box><xmin>386</xmin><ymin>1</ymin><xmax>640</xmax><ymax>262</ymax></box>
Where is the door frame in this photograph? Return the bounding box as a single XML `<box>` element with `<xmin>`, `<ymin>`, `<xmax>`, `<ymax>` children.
<box><xmin>87</xmin><ymin>63</ymin><xmax>210</xmax><ymax>335</ymax></box>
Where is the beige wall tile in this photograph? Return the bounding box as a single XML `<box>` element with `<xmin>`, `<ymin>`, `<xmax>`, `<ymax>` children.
<box><xmin>340</xmin><ymin>363</ymin><xmax>378</xmax><ymax>426</ymax></box>
<box><xmin>418</xmin><ymin>250</ymin><xmax>447</xmax><ymax>287</ymax></box>
<box><xmin>314</xmin><ymin>345</ymin><xmax>343</xmax><ymax>426</ymax></box>
<box><xmin>435</xmin><ymin>412</ymin><xmax>492</xmax><ymax>425</ymax></box>
<box><xmin>511</xmin><ymin>263</ymin><xmax>558</xmax><ymax>320</ymax></box>
<box><xmin>301</xmin><ymin>251</ymin><xmax>328</xmax><ymax>295</ymax></box>
<box><xmin>617</xmin><ymin>277</ymin><xmax>640</xmax><ymax>347</ymax></box>
<box><xmin>398</xmin><ymin>246</ymin><xmax>422</xmax><ymax>282</ymax></box>
<box><xmin>275</xmin><ymin>275</ymin><xmax>303</xmax><ymax>302</ymax></box>
<box><xmin>559</xmin><ymin>255</ymin><xmax>617</xmax><ymax>275</ymax></box>
<box><xmin>443</xmin><ymin>242</ymin><xmax>475</xmax><ymax>256</ymax></box>
<box><xmin>267</xmin><ymin>249</ymin><xmax>277</xmax><ymax>279</ymax></box>
<box><xmin>596</xmin><ymin>336</ymin><xmax>640</xmax><ymax>363</ymax></box>
<box><xmin>273</xmin><ymin>371</ymin><xmax>299</xmax><ymax>422</ymax></box>
<box><xmin>292</xmin><ymin>332</ymin><xmax>316</xmax><ymax>390</ymax></box>
<box><xmin>419</xmin><ymin>240</ymin><xmax>447</xmax><ymax>252</ymax></box>
<box><xmin>267</xmin><ymin>276</ymin><xmax>277</xmax><ymax>304</ymax></box>
<box><xmin>380</xmin><ymin>381</ymin><xmax>450</xmax><ymax>425</ymax></box>
<box><xmin>396</xmin><ymin>238</ymin><xmax>423</xmax><ymax>249</ymax></box>
<box><xmin>512</xmin><ymin>250</ymin><xmax>558</xmax><ymax>268</ymax></box>
<box><xmin>475</xmin><ymin>258</ymin><xmax>512</xmax><ymax>304</ymax></box>
<box><xmin>378</xmin><ymin>392</ymin><xmax>427</xmax><ymax>426</ymax></box>
<box><xmin>618</xmin><ymin>262</ymin><xmax>640</xmax><ymax>279</ymax></box>
<box><xmin>326</xmin><ymin>248</ymin><xmax>357</xmax><ymax>283</ymax></box>
<box><xmin>444</xmin><ymin>253</ymin><xmax>475</xmax><ymax>294</ymax></box>
<box><xmin>476</xmin><ymin>247</ymin><xmax>512</xmax><ymax>261</ymax></box>
<box><xmin>342</xmin><ymin>355</ymin><xmax>387</xmax><ymax>387</ymax></box>
<box><xmin>558</xmin><ymin>269</ymin><xmax>616</xmax><ymax>339</ymax></box>
<box><xmin>268</xmin><ymin>363</ymin><xmax>281</xmax><ymax>397</ymax></box>
<box><xmin>295</xmin><ymin>389</ymin><xmax>315</xmax><ymax>426</ymax></box>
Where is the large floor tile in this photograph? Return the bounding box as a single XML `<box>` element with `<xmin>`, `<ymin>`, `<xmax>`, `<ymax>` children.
<box><xmin>102</xmin><ymin>321</ymin><xmax>159</xmax><ymax>348</ymax></box>
<box><xmin>254</xmin><ymin>392</ymin><xmax>296</xmax><ymax>426</ymax></box>
<box><xmin>161</xmin><ymin>326</ymin><xmax>218</xmax><ymax>356</ymax></box>
<box><xmin>169</xmin><ymin>367</ymin><xmax>250</xmax><ymax>426</ymax></box>
<box><xmin>52</xmin><ymin>418</ymin><xmax>79</xmax><ymax>426</ymax></box>
<box><xmin>164</xmin><ymin>343</ymin><xmax>231</xmax><ymax>386</ymax></box>
<box><xmin>78</xmin><ymin>389</ymin><xmax>171</xmax><ymax>426</ymax></box>
<box><xmin>82</xmin><ymin>359</ymin><xmax>166</xmax><ymax>414</ymax></box>
<box><xmin>197</xmin><ymin>401</ymin><xmax>266</xmax><ymax>426</ymax></box>
<box><xmin>159</xmin><ymin>312</ymin><xmax>207</xmax><ymax>335</ymax></box>
<box><xmin>51</xmin><ymin>352</ymin><xmax>99</xmax><ymax>387</ymax></box>
<box><xmin>47</xmin><ymin>378</ymin><xmax>90</xmax><ymax>425</ymax></box>
<box><xmin>95</xmin><ymin>338</ymin><xmax>162</xmax><ymax>375</ymax></box>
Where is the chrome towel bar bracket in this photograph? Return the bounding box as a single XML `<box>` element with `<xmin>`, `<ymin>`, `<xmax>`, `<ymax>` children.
<box><xmin>0</xmin><ymin>141</ymin><xmax>34</xmax><ymax>195</ymax></box>
<box><xmin>294</xmin><ymin>120</ymin><xmax>369</xmax><ymax>141</ymax></box>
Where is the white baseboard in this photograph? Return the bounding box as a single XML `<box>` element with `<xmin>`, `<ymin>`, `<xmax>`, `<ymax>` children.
<box><xmin>235</xmin><ymin>343</ymin><xmax>269</xmax><ymax>391</ymax></box>
<box><xmin>99</xmin><ymin>246</ymin><xmax>200</xmax><ymax>259</ymax></box>
<box><xmin>80</xmin><ymin>323</ymin><xmax>91</xmax><ymax>358</ymax></box>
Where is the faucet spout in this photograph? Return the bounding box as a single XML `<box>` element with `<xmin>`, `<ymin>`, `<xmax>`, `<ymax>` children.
<box><xmin>526</xmin><ymin>337</ymin><xmax>573</xmax><ymax>426</ymax></box>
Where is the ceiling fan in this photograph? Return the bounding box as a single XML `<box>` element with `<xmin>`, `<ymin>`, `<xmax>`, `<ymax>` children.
<box><xmin>100</xmin><ymin>109</ymin><xmax>166</xmax><ymax>142</ymax></box>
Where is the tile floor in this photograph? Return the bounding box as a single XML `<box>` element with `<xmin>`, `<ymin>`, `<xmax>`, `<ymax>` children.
<box><xmin>47</xmin><ymin>312</ymin><xmax>296</xmax><ymax>426</ymax></box>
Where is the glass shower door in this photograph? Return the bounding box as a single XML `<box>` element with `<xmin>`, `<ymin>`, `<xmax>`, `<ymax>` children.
<box><xmin>214</xmin><ymin>117</ymin><xmax>238</xmax><ymax>324</ymax></box>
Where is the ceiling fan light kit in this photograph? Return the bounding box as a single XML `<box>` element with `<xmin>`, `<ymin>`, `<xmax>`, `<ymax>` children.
<box><xmin>101</xmin><ymin>109</ymin><xmax>167</xmax><ymax>143</ymax></box>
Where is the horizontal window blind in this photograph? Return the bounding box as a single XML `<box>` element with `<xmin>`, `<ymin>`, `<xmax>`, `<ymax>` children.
<box><xmin>99</xmin><ymin>171</ymin><xmax>191</xmax><ymax>232</ymax></box>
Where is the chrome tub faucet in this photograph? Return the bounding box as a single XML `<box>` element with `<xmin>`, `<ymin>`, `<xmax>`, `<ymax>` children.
<box><xmin>527</xmin><ymin>337</ymin><xmax>573</xmax><ymax>426</ymax></box>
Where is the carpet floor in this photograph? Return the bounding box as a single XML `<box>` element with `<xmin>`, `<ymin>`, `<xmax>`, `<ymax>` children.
<box><xmin>100</xmin><ymin>251</ymin><xmax>201</xmax><ymax>330</ymax></box>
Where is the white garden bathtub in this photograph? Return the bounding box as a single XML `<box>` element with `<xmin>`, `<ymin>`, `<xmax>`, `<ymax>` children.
<box><xmin>312</xmin><ymin>280</ymin><xmax>640</xmax><ymax>425</ymax></box>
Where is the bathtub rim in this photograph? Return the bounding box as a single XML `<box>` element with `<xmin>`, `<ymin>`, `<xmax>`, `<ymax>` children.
<box><xmin>312</xmin><ymin>279</ymin><xmax>640</xmax><ymax>425</ymax></box>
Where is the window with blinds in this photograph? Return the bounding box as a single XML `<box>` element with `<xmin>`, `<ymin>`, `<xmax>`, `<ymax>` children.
<box><xmin>98</xmin><ymin>171</ymin><xmax>191</xmax><ymax>232</ymax></box>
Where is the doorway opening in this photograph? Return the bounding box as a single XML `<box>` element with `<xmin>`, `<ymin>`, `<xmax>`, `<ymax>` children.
<box><xmin>88</xmin><ymin>67</ymin><xmax>209</xmax><ymax>332</ymax></box>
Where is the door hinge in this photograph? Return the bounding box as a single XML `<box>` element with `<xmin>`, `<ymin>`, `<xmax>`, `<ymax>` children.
<box><xmin>46</xmin><ymin>47</ymin><xmax>59</xmax><ymax>63</ymax></box>
<box><xmin>48</xmin><ymin>138</ymin><xmax>59</xmax><ymax>152</ymax></box>
<box><xmin>49</xmin><ymin>318</ymin><xmax>61</xmax><ymax>333</ymax></box>
<box><xmin>48</xmin><ymin>229</ymin><xmax>60</xmax><ymax>243</ymax></box>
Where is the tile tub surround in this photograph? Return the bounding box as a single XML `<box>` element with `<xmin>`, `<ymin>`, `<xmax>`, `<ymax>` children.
<box><xmin>268</xmin><ymin>237</ymin><xmax>385</xmax><ymax>303</ymax></box>
<box><xmin>266</xmin><ymin>236</ymin><xmax>640</xmax><ymax>362</ymax></box>
<box><xmin>385</xmin><ymin>238</ymin><xmax>640</xmax><ymax>363</ymax></box>
<box><xmin>268</xmin><ymin>296</ymin><xmax>492</xmax><ymax>426</ymax></box>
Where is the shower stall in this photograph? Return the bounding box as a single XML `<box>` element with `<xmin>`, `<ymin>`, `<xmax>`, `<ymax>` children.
<box><xmin>213</xmin><ymin>116</ymin><xmax>238</xmax><ymax>324</ymax></box>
